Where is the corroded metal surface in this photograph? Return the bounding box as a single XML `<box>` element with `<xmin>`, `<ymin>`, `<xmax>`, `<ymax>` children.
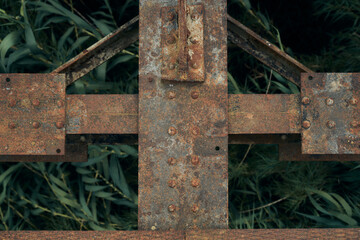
<box><xmin>279</xmin><ymin>143</ymin><xmax>360</xmax><ymax>161</ymax></box>
<box><xmin>66</xmin><ymin>95</ymin><xmax>138</xmax><ymax>134</ymax></box>
<box><xmin>301</xmin><ymin>73</ymin><xmax>360</xmax><ymax>154</ymax></box>
<box><xmin>227</xmin><ymin>15</ymin><xmax>313</xmax><ymax>86</ymax></box>
<box><xmin>0</xmin><ymin>143</ymin><xmax>87</xmax><ymax>162</ymax></box>
<box><xmin>139</xmin><ymin>0</ymin><xmax>228</xmax><ymax>230</ymax></box>
<box><xmin>161</xmin><ymin>2</ymin><xmax>204</xmax><ymax>81</ymax></box>
<box><xmin>53</xmin><ymin>16</ymin><xmax>139</xmax><ymax>86</ymax></box>
<box><xmin>0</xmin><ymin>74</ymin><xmax>65</xmax><ymax>155</ymax></box>
<box><xmin>229</xmin><ymin>94</ymin><xmax>301</xmax><ymax>134</ymax></box>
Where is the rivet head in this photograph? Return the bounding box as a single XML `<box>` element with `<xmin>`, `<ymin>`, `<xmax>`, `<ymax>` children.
<box><xmin>349</xmin><ymin>98</ymin><xmax>358</xmax><ymax>105</ymax></box>
<box><xmin>148</xmin><ymin>77</ymin><xmax>153</xmax><ymax>82</ymax></box>
<box><xmin>9</xmin><ymin>99</ymin><xmax>16</xmax><ymax>107</ymax></box>
<box><xmin>166</xmin><ymin>36</ymin><xmax>176</xmax><ymax>45</ymax></box>
<box><xmin>301</xmin><ymin>97</ymin><xmax>310</xmax><ymax>105</ymax></box>
<box><xmin>167</xmin><ymin>12</ymin><xmax>175</xmax><ymax>21</ymax></box>
<box><xmin>168</xmin><ymin>204</ymin><xmax>176</xmax><ymax>212</ymax></box>
<box><xmin>168</xmin><ymin>91</ymin><xmax>176</xmax><ymax>99</ymax></box>
<box><xmin>190</xmin><ymin>37</ymin><xmax>198</xmax><ymax>44</ymax></box>
<box><xmin>168</xmin><ymin>157</ymin><xmax>176</xmax><ymax>165</ymax></box>
<box><xmin>191</xmin><ymin>204</ymin><xmax>199</xmax><ymax>213</ymax></box>
<box><xmin>191</xmin><ymin>178</ymin><xmax>200</xmax><ymax>188</ymax></box>
<box><xmin>326</xmin><ymin>98</ymin><xmax>334</xmax><ymax>106</ymax></box>
<box><xmin>192</xmin><ymin>126</ymin><xmax>200</xmax><ymax>136</ymax></box>
<box><xmin>191</xmin><ymin>13</ymin><xmax>199</xmax><ymax>20</ymax></box>
<box><xmin>57</xmin><ymin>100</ymin><xmax>64</xmax><ymax>108</ymax></box>
<box><xmin>168</xmin><ymin>127</ymin><xmax>177</xmax><ymax>136</ymax></box>
<box><xmin>8</xmin><ymin>122</ymin><xmax>16</xmax><ymax>129</ymax></box>
<box><xmin>56</xmin><ymin>122</ymin><xmax>65</xmax><ymax>129</ymax></box>
<box><xmin>350</xmin><ymin>121</ymin><xmax>359</xmax><ymax>128</ymax></box>
<box><xmin>32</xmin><ymin>121</ymin><xmax>40</xmax><ymax>129</ymax></box>
<box><xmin>302</xmin><ymin>120</ymin><xmax>311</xmax><ymax>129</ymax></box>
<box><xmin>168</xmin><ymin>180</ymin><xmax>176</xmax><ymax>188</ymax></box>
<box><xmin>169</xmin><ymin>63</ymin><xmax>175</xmax><ymax>70</ymax></box>
<box><xmin>190</xmin><ymin>62</ymin><xmax>199</xmax><ymax>69</ymax></box>
<box><xmin>32</xmin><ymin>99</ymin><xmax>40</xmax><ymax>107</ymax></box>
<box><xmin>327</xmin><ymin>120</ymin><xmax>336</xmax><ymax>129</ymax></box>
<box><xmin>308</xmin><ymin>75</ymin><xmax>313</xmax><ymax>80</ymax></box>
<box><xmin>191</xmin><ymin>91</ymin><xmax>199</xmax><ymax>99</ymax></box>
<box><xmin>191</xmin><ymin>155</ymin><xmax>199</xmax><ymax>165</ymax></box>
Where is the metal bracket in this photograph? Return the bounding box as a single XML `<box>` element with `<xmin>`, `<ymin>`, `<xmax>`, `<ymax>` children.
<box><xmin>161</xmin><ymin>0</ymin><xmax>204</xmax><ymax>82</ymax></box>
<box><xmin>301</xmin><ymin>73</ymin><xmax>360</xmax><ymax>154</ymax></box>
<box><xmin>0</xmin><ymin>74</ymin><xmax>66</xmax><ymax>155</ymax></box>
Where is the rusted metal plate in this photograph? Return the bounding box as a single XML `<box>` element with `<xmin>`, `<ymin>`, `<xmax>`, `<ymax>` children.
<box><xmin>161</xmin><ymin>2</ymin><xmax>204</xmax><ymax>82</ymax></box>
<box><xmin>66</xmin><ymin>95</ymin><xmax>138</xmax><ymax>134</ymax></box>
<box><xmin>139</xmin><ymin>0</ymin><xmax>228</xmax><ymax>230</ymax></box>
<box><xmin>229</xmin><ymin>134</ymin><xmax>300</xmax><ymax>145</ymax></box>
<box><xmin>229</xmin><ymin>94</ymin><xmax>301</xmax><ymax>134</ymax></box>
<box><xmin>0</xmin><ymin>74</ymin><xmax>65</xmax><ymax>155</ymax></box>
<box><xmin>301</xmin><ymin>73</ymin><xmax>360</xmax><ymax>154</ymax></box>
<box><xmin>0</xmin><ymin>143</ymin><xmax>87</xmax><ymax>162</ymax></box>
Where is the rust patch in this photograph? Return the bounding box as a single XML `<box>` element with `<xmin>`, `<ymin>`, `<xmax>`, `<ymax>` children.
<box><xmin>0</xmin><ymin>74</ymin><xmax>66</xmax><ymax>155</ymax></box>
<box><xmin>301</xmin><ymin>73</ymin><xmax>360</xmax><ymax>154</ymax></box>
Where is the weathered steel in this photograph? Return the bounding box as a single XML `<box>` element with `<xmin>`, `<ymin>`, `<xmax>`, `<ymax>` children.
<box><xmin>139</xmin><ymin>0</ymin><xmax>228</xmax><ymax>230</ymax></box>
<box><xmin>161</xmin><ymin>2</ymin><xmax>204</xmax><ymax>81</ymax></box>
<box><xmin>279</xmin><ymin>143</ymin><xmax>360</xmax><ymax>161</ymax></box>
<box><xmin>0</xmin><ymin>74</ymin><xmax>66</xmax><ymax>155</ymax></box>
<box><xmin>229</xmin><ymin>134</ymin><xmax>300</xmax><ymax>145</ymax></box>
<box><xmin>229</xmin><ymin>94</ymin><xmax>301</xmax><ymax>134</ymax></box>
<box><xmin>0</xmin><ymin>143</ymin><xmax>87</xmax><ymax>162</ymax></box>
<box><xmin>227</xmin><ymin>14</ymin><xmax>313</xmax><ymax>86</ymax></box>
<box><xmin>53</xmin><ymin>16</ymin><xmax>139</xmax><ymax>87</ymax></box>
<box><xmin>66</xmin><ymin>95</ymin><xmax>138</xmax><ymax>134</ymax></box>
<box><xmin>301</xmin><ymin>73</ymin><xmax>360</xmax><ymax>154</ymax></box>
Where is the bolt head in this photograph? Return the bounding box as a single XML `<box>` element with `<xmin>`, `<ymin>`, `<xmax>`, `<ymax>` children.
<box><xmin>190</xmin><ymin>37</ymin><xmax>198</xmax><ymax>44</ymax></box>
<box><xmin>191</xmin><ymin>13</ymin><xmax>199</xmax><ymax>20</ymax></box>
<box><xmin>191</xmin><ymin>204</ymin><xmax>199</xmax><ymax>213</ymax></box>
<box><xmin>8</xmin><ymin>122</ymin><xmax>16</xmax><ymax>129</ymax></box>
<box><xmin>326</xmin><ymin>98</ymin><xmax>334</xmax><ymax>106</ymax></box>
<box><xmin>349</xmin><ymin>98</ymin><xmax>358</xmax><ymax>105</ymax></box>
<box><xmin>8</xmin><ymin>99</ymin><xmax>16</xmax><ymax>107</ymax></box>
<box><xmin>32</xmin><ymin>121</ymin><xmax>40</xmax><ymax>129</ymax></box>
<box><xmin>191</xmin><ymin>178</ymin><xmax>200</xmax><ymax>188</ymax></box>
<box><xmin>56</xmin><ymin>122</ymin><xmax>65</xmax><ymax>129</ymax></box>
<box><xmin>191</xmin><ymin>91</ymin><xmax>199</xmax><ymax>99</ymax></box>
<box><xmin>350</xmin><ymin>121</ymin><xmax>359</xmax><ymax>128</ymax></box>
<box><xmin>166</xmin><ymin>35</ymin><xmax>176</xmax><ymax>45</ymax></box>
<box><xmin>327</xmin><ymin>120</ymin><xmax>336</xmax><ymax>129</ymax></box>
<box><xmin>168</xmin><ymin>127</ymin><xmax>177</xmax><ymax>136</ymax></box>
<box><xmin>168</xmin><ymin>91</ymin><xmax>176</xmax><ymax>99</ymax></box>
<box><xmin>191</xmin><ymin>155</ymin><xmax>199</xmax><ymax>165</ymax></box>
<box><xmin>57</xmin><ymin>100</ymin><xmax>64</xmax><ymax>108</ymax></box>
<box><xmin>32</xmin><ymin>99</ymin><xmax>40</xmax><ymax>107</ymax></box>
<box><xmin>302</xmin><ymin>97</ymin><xmax>310</xmax><ymax>105</ymax></box>
<box><xmin>168</xmin><ymin>204</ymin><xmax>176</xmax><ymax>212</ymax></box>
<box><xmin>190</xmin><ymin>62</ymin><xmax>200</xmax><ymax>69</ymax></box>
<box><xmin>302</xmin><ymin>120</ymin><xmax>311</xmax><ymax>129</ymax></box>
<box><xmin>192</xmin><ymin>126</ymin><xmax>200</xmax><ymax>136</ymax></box>
<box><xmin>168</xmin><ymin>157</ymin><xmax>176</xmax><ymax>165</ymax></box>
<box><xmin>168</xmin><ymin>180</ymin><xmax>176</xmax><ymax>188</ymax></box>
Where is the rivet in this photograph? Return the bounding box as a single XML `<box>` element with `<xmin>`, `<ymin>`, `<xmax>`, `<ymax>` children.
<box><xmin>302</xmin><ymin>120</ymin><xmax>311</xmax><ymax>129</ymax></box>
<box><xmin>191</xmin><ymin>204</ymin><xmax>199</xmax><ymax>212</ymax></box>
<box><xmin>8</xmin><ymin>99</ymin><xmax>16</xmax><ymax>107</ymax></box>
<box><xmin>327</xmin><ymin>120</ymin><xmax>336</xmax><ymax>129</ymax></box>
<box><xmin>350</xmin><ymin>121</ymin><xmax>359</xmax><ymax>128</ymax></box>
<box><xmin>190</xmin><ymin>62</ymin><xmax>199</xmax><ymax>69</ymax></box>
<box><xmin>191</xmin><ymin>13</ymin><xmax>199</xmax><ymax>20</ymax></box>
<box><xmin>190</xmin><ymin>37</ymin><xmax>198</xmax><ymax>44</ymax></box>
<box><xmin>191</xmin><ymin>178</ymin><xmax>200</xmax><ymax>188</ymax></box>
<box><xmin>191</xmin><ymin>91</ymin><xmax>199</xmax><ymax>99</ymax></box>
<box><xmin>168</xmin><ymin>204</ymin><xmax>176</xmax><ymax>212</ymax></box>
<box><xmin>168</xmin><ymin>157</ymin><xmax>176</xmax><ymax>165</ymax></box>
<box><xmin>167</xmin><ymin>11</ymin><xmax>175</xmax><ymax>21</ymax></box>
<box><xmin>168</xmin><ymin>91</ymin><xmax>176</xmax><ymax>99</ymax></box>
<box><xmin>301</xmin><ymin>97</ymin><xmax>310</xmax><ymax>105</ymax></box>
<box><xmin>192</xmin><ymin>126</ymin><xmax>200</xmax><ymax>136</ymax></box>
<box><xmin>148</xmin><ymin>77</ymin><xmax>153</xmax><ymax>82</ymax></box>
<box><xmin>191</xmin><ymin>155</ymin><xmax>199</xmax><ymax>165</ymax></box>
<box><xmin>8</xmin><ymin>122</ymin><xmax>16</xmax><ymax>129</ymax></box>
<box><xmin>56</xmin><ymin>122</ymin><xmax>65</xmax><ymax>129</ymax></box>
<box><xmin>326</xmin><ymin>98</ymin><xmax>334</xmax><ymax>106</ymax></box>
<box><xmin>168</xmin><ymin>127</ymin><xmax>177</xmax><ymax>136</ymax></box>
<box><xmin>57</xmin><ymin>100</ymin><xmax>64</xmax><ymax>108</ymax></box>
<box><xmin>151</xmin><ymin>51</ymin><xmax>159</xmax><ymax>58</ymax></box>
<box><xmin>4</xmin><ymin>145</ymin><xmax>9</xmax><ymax>151</ymax></box>
<box><xmin>168</xmin><ymin>180</ymin><xmax>176</xmax><ymax>188</ymax></box>
<box><xmin>32</xmin><ymin>121</ymin><xmax>40</xmax><ymax>129</ymax></box>
<box><xmin>32</xmin><ymin>99</ymin><xmax>40</xmax><ymax>107</ymax></box>
<box><xmin>166</xmin><ymin>36</ymin><xmax>176</xmax><ymax>45</ymax></box>
<box><xmin>169</xmin><ymin>63</ymin><xmax>175</xmax><ymax>70</ymax></box>
<box><xmin>349</xmin><ymin>98</ymin><xmax>358</xmax><ymax>105</ymax></box>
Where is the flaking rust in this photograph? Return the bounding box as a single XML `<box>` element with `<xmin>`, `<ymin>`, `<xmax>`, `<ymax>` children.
<box><xmin>301</xmin><ymin>73</ymin><xmax>360</xmax><ymax>154</ymax></box>
<box><xmin>139</xmin><ymin>0</ymin><xmax>228</xmax><ymax>230</ymax></box>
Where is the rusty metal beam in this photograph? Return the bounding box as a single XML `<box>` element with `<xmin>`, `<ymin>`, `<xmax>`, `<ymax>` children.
<box><xmin>2</xmin><ymin>229</ymin><xmax>360</xmax><ymax>239</ymax></box>
<box><xmin>227</xmin><ymin>14</ymin><xmax>313</xmax><ymax>86</ymax></box>
<box><xmin>53</xmin><ymin>16</ymin><xmax>139</xmax><ymax>87</ymax></box>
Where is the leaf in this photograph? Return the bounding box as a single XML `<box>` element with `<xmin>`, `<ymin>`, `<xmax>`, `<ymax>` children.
<box><xmin>109</xmin><ymin>155</ymin><xmax>131</xmax><ymax>199</ymax></box>
<box><xmin>85</xmin><ymin>185</ymin><xmax>107</xmax><ymax>192</ymax></box>
<box><xmin>0</xmin><ymin>31</ymin><xmax>20</xmax><ymax>72</ymax></box>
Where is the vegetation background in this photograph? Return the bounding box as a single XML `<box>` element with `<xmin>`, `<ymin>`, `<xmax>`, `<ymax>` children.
<box><xmin>0</xmin><ymin>0</ymin><xmax>360</xmax><ymax>230</ymax></box>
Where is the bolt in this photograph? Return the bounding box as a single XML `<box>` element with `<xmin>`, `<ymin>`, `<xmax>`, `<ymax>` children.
<box><xmin>168</xmin><ymin>157</ymin><xmax>176</xmax><ymax>165</ymax></box>
<box><xmin>168</xmin><ymin>204</ymin><xmax>176</xmax><ymax>212</ymax></box>
<box><xmin>190</xmin><ymin>37</ymin><xmax>198</xmax><ymax>44</ymax></box>
<box><xmin>301</xmin><ymin>97</ymin><xmax>310</xmax><ymax>105</ymax></box>
<box><xmin>192</xmin><ymin>126</ymin><xmax>200</xmax><ymax>136</ymax></box>
<box><xmin>326</xmin><ymin>98</ymin><xmax>334</xmax><ymax>106</ymax></box>
<box><xmin>166</xmin><ymin>35</ymin><xmax>176</xmax><ymax>45</ymax></box>
<box><xmin>167</xmin><ymin>11</ymin><xmax>175</xmax><ymax>21</ymax></box>
<box><xmin>349</xmin><ymin>98</ymin><xmax>358</xmax><ymax>105</ymax></box>
<box><xmin>350</xmin><ymin>121</ymin><xmax>359</xmax><ymax>128</ymax></box>
<box><xmin>191</xmin><ymin>178</ymin><xmax>200</xmax><ymax>188</ymax></box>
<box><xmin>8</xmin><ymin>99</ymin><xmax>16</xmax><ymax>107</ymax></box>
<box><xmin>56</xmin><ymin>122</ymin><xmax>65</xmax><ymax>129</ymax></box>
<box><xmin>57</xmin><ymin>100</ymin><xmax>64</xmax><ymax>108</ymax></box>
<box><xmin>168</xmin><ymin>180</ymin><xmax>176</xmax><ymax>188</ymax></box>
<box><xmin>32</xmin><ymin>121</ymin><xmax>40</xmax><ymax>129</ymax></box>
<box><xmin>327</xmin><ymin>120</ymin><xmax>336</xmax><ymax>129</ymax></box>
<box><xmin>191</xmin><ymin>13</ymin><xmax>199</xmax><ymax>20</ymax></box>
<box><xmin>169</xmin><ymin>63</ymin><xmax>175</xmax><ymax>70</ymax></box>
<box><xmin>8</xmin><ymin>122</ymin><xmax>16</xmax><ymax>129</ymax></box>
<box><xmin>191</xmin><ymin>155</ymin><xmax>200</xmax><ymax>165</ymax></box>
<box><xmin>168</xmin><ymin>126</ymin><xmax>177</xmax><ymax>136</ymax></box>
<box><xmin>191</xmin><ymin>204</ymin><xmax>199</xmax><ymax>213</ymax></box>
<box><xmin>191</xmin><ymin>91</ymin><xmax>199</xmax><ymax>99</ymax></box>
<box><xmin>302</xmin><ymin>120</ymin><xmax>311</xmax><ymax>129</ymax></box>
<box><xmin>32</xmin><ymin>99</ymin><xmax>40</xmax><ymax>107</ymax></box>
<box><xmin>168</xmin><ymin>91</ymin><xmax>176</xmax><ymax>99</ymax></box>
<box><xmin>190</xmin><ymin>62</ymin><xmax>200</xmax><ymax>69</ymax></box>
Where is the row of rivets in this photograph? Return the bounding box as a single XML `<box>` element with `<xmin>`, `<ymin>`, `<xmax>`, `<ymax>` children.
<box><xmin>8</xmin><ymin>121</ymin><xmax>65</xmax><ymax>129</ymax></box>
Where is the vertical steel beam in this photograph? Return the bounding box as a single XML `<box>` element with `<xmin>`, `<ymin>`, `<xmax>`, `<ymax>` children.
<box><xmin>139</xmin><ymin>0</ymin><xmax>228</xmax><ymax>230</ymax></box>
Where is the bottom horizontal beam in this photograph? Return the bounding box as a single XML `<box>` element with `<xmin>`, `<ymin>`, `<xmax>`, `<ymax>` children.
<box><xmin>2</xmin><ymin>228</ymin><xmax>360</xmax><ymax>239</ymax></box>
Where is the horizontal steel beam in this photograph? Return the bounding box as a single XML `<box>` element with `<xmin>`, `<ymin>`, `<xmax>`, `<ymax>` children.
<box><xmin>2</xmin><ymin>228</ymin><xmax>360</xmax><ymax>239</ymax></box>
